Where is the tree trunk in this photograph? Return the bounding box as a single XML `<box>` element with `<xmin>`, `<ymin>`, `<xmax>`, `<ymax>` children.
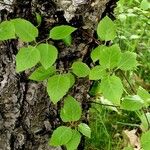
<box><xmin>0</xmin><ymin>0</ymin><xmax>117</xmax><ymax>149</ymax></box>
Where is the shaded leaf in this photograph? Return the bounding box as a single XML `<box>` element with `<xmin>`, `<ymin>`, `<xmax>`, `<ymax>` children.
<box><xmin>78</xmin><ymin>123</ymin><xmax>91</xmax><ymax>138</ymax></box>
<box><xmin>140</xmin><ymin>112</ymin><xmax>150</xmax><ymax>131</ymax></box>
<box><xmin>137</xmin><ymin>86</ymin><xmax>150</xmax><ymax>106</ymax></box>
<box><xmin>121</xmin><ymin>95</ymin><xmax>144</xmax><ymax>111</ymax></box>
<box><xmin>29</xmin><ymin>66</ymin><xmax>56</xmax><ymax>81</ymax></box>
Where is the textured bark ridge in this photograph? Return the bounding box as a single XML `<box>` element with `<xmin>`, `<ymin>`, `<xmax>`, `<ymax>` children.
<box><xmin>0</xmin><ymin>0</ymin><xmax>116</xmax><ymax>149</ymax></box>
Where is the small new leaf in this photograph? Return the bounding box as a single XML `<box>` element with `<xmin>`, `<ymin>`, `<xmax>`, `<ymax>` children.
<box><xmin>66</xmin><ymin>130</ymin><xmax>81</xmax><ymax>150</ymax></box>
<box><xmin>117</xmin><ymin>51</ymin><xmax>137</xmax><ymax>71</ymax></box>
<box><xmin>100</xmin><ymin>75</ymin><xmax>123</xmax><ymax>105</ymax></box>
<box><xmin>60</xmin><ymin>96</ymin><xmax>82</xmax><ymax>122</ymax></box>
<box><xmin>63</xmin><ymin>35</ymin><xmax>72</xmax><ymax>46</ymax></box>
<box><xmin>78</xmin><ymin>123</ymin><xmax>91</xmax><ymax>138</ymax></box>
<box><xmin>37</xmin><ymin>43</ymin><xmax>58</xmax><ymax>69</ymax></box>
<box><xmin>47</xmin><ymin>74</ymin><xmax>70</xmax><ymax>104</ymax></box>
<box><xmin>29</xmin><ymin>66</ymin><xmax>56</xmax><ymax>81</ymax></box>
<box><xmin>49</xmin><ymin>25</ymin><xmax>77</xmax><ymax>40</ymax></box>
<box><xmin>16</xmin><ymin>46</ymin><xmax>40</xmax><ymax>72</ymax></box>
<box><xmin>72</xmin><ymin>61</ymin><xmax>90</xmax><ymax>77</ymax></box>
<box><xmin>97</xmin><ymin>16</ymin><xmax>116</xmax><ymax>41</ymax></box>
<box><xmin>0</xmin><ymin>21</ymin><xmax>15</xmax><ymax>41</ymax></box>
<box><xmin>49</xmin><ymin>126</ymin><xmax>72</xmax><ymax>146</ymax></box>
<box><xmin>11</xmin><ymin>18</ymin><xmax>38</xmax><ymax>42</ymax></box>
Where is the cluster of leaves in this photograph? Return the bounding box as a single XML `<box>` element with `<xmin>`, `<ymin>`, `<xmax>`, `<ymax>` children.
<box><xmin>0</xmin><ymin>8</ymin><xmax>150</xmax><ymax>149</ymax></box>
<box><xmin>0</xmin><ymin>18</ymin><xmax>90</xmax><ymax>149</ymax></box>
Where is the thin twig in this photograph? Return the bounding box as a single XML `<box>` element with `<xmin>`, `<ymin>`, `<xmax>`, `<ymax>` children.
<box><xmin>88</xmin><ymin>101</ymin><xmax>123</xmax><ymax>109</ymax></box>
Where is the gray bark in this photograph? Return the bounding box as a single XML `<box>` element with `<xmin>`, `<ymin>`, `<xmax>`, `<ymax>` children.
<box><xmin>0</xmin><ymin>0</ymin><xmax>115</xmax><ymax>149</ymax></box>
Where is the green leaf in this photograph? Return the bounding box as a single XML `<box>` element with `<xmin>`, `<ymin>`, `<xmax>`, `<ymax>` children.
<box><xmin>89</xmin><ymin>66</ymin><xmax>106</xmax><ymax>80</ymax></box>
<box><xmin>140</xmin><ymin>0</ymin><xmax>150</xmax><ymax>10</ymax></box>
<box><xmin>99</xmin><ymin>44</ymin><xmax>121</xmax><ymax>69</ymax></box>
<box><xmin>137</xmin><ymin>86</ymin><xmax>150</xmax><ymax>106</ymax></box>
<box><xmin>63</xmin><ymin>35</ymin><xmax>72</xmax><ymax>46</ymax></box>
<box><xmin>49</xmin><ymin>25</ymin><xmax>77</xmax><ymax>40</ymax></box>
<box><xmin>89</xmin><ymin>81</ymin><xmax>101</xmax><ymax>96</ymax></box>
<box><xmin>97</xmin><ymin>16</ymin><xmax>116</xmax><ymax>41</ymax></box>
<box><xmin>36</xmin><ymin>43</ymin><xmax>58</xmax><ymax>69</ymax></box>
<box><xmin>49</xmin><ymin>126</ymin><xmax>73</xmax><ymax>146</ymax></box>
<box><xmin>121</xmin><ymin>95</ymin><xmax>144</xmax><ymax>111</ymax></box>
<box><xmin>78</xmin><ymin>123</ymin><xmax>91</xmax><ymax>138</ymax></box>
<box><xmin>65</xmin><ymin>73</ymin><xmax>75</xmax><ymax>88</ymax></box>
<box><xmin>100</xmin><ymin>75</ymin><xmax>123</xmax><ymax>105</ymax></box>
<box><xmin>16</xmin><ymin>46</ymin><xmax>40</xmax><ymax>72</ymax></box>
<box><xmin>47</xmin><ymin>74</ymin><xmax>70</xmax><ymax>104</ymax></box>
<box><xmin>140</xmin><ymin>112</ymin><xmax>150</xmax><ymax>131</ymax></box>
<box><xmin>0</xmin><ymin>21</ymin><xmax>15</xmax><ymax>41</ymax></box>
<box><xmin>72</xmin><ymin>61</ymin><xmax>90</xmax><ymax>77</ymax></box>
<box><xmin>60</xmin><ymin>96</ymin><xmax>82</xmax><ymax>122</ymax></box>
<box><xmin>29</xmin><ymin>66</ymin><xmax>56</xmax><ymax>81</ymax></box>
<box><xmin>35</xmin><ymin>12</ymin><xmax>42</xmax><ymax>26</ymax></box>
<box><xmin>117</xmin><ymin>51</ymin><xmax>137</xmax><ymax>71</ymax></box>
<box><xmin>11</xmin><ymin>18</ymin><xmax>38</xmax><ymax>42</ymax></box>
<box><xmin>66</xmin><ymin>130</ymin><xmax>81</xmax><ymax>150</ymax></box>
<box><xmin>91</xmin><ymin>45</ymin><xmax>107</xmax><ymax>62</ymax></box>
<box><xmin>141</xmin><ymin>130</ymin><xmax>150</xmax><ymax>150</ymax></box>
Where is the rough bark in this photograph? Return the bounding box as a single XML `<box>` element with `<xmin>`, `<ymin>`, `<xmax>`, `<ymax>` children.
<box><xmin>0</xmin><ymin>0</ymin><xmax>117</xmax><ymax>149</ymax></box>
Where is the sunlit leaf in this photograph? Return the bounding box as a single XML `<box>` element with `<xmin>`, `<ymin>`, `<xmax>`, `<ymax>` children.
<box><xmin>0</xmin><ymin>21</ymin><xmax>15</xmax><ymax>41</ymax></box>
<box><xmin>60</xmin><ymin>96</ymin><xmax>82</xmax><ymax>122</ymax></box>
<box><xmin>49</xmin><ymin>126</ymin><xmax>72</xmax><ymax>146</ymax></box>
<box><xmin>97</xmin><ymin>16</ymin><xmax>116</xmax><ymax>41</ymax></box>
<box><xmin>49</xmin><ymin>25</ymin><xmax>77</xmax><ymax>40</ymax></box>
<box><xmin>16</xmin><ymin>46</ymin><xmax>40</xmax><ymax>72</ymax></box>
<box><xmin>72</xmin><ymin>61</ymin><xmax>90</xmax><ymax>77</ymax></box>
<box><xmin>11</xmin><ymin>18</ymin><xmax>38</xmax><ymax>42</ymax></box>
<box><xmin>47</xmin><ymin>74</ymin><xmax>70</xmax><ymax>104</ymax></box>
